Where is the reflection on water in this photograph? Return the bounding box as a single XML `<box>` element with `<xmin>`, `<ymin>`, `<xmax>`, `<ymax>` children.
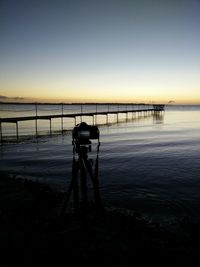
<box><xmin>153</xmin><ymin>112</ymin><xmax>164</xmax><ymax>124</ymax></box>
<box><xmin>0</xmin><ymin>106</ymin><xmax>200</xmax><ymax>225</ymax></box>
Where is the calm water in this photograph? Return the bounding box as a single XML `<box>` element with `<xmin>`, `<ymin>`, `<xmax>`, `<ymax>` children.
<box><xmin>1</xmin><ymin>104</ymin><xmax>200</xmax><ymax>225</ymax></box>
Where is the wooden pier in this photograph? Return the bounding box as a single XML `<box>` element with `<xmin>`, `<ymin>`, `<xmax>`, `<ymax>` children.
<box><xmin>0</xmin><ymin>103</ymin><xmax>164</xmax><ymax>141</ymax></box>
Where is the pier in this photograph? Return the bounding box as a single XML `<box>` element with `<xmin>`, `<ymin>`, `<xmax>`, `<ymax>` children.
<box><xmin>0</xmin><ymin>103</ymin><xmax>164</xmax><ymax>141</ymax></box>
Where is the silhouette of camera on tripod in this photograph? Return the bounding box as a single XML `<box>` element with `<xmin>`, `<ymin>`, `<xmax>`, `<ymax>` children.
<box><xmin>62</xmin><ymin>122</ymin><xmax>102</xmax><ymax>216</ymax></box>
<box><xmin>72</xmin><ymin>122</ymin><xmax>100</xmax><ymax>152</ymax></box>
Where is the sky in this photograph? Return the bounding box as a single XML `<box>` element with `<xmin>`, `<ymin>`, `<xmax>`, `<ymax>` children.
<box><xmin>0</xmin><ymin>0</ymin><xmax>200</xmax><ymax>103</ymax></box>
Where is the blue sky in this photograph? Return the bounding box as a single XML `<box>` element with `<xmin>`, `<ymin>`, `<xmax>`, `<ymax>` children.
<box><xmin>0</xmin><ymin>0</ymin><xmax>200</xmax><ymax>103</ymax></box>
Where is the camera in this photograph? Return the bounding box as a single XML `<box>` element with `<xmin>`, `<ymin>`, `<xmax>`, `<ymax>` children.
<box><xmin>72</xmin><ymin>122</ymin><xmax>100</xmax><ymax>154</ymax></box>
<box><xmin>73</xmin><ymin>122</ymin><xmax>99</xmax><ymax>142</ymax></box>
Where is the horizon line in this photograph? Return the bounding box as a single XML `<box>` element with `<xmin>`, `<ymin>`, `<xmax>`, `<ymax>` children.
<box><xmin>1</xmin><ymin>101</ymin><xmax>199</xmax><ymax>106</ymax></box>
<box><xmin>0</xmin><ymin>101</ymin><xmax>164</xmax><ymax>105</ymax></box>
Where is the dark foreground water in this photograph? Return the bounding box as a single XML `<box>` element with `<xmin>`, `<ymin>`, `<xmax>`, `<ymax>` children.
<box><xmin>0</xmin><ymin>105</ymin><xmax>200</xmax><ymax>225</ymax></box>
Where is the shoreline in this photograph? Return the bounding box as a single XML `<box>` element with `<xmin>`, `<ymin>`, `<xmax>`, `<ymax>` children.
<box><xmin>0</xmin><ymin>171</ymin><xmax>200</xmax><ymax>265</ymax></box>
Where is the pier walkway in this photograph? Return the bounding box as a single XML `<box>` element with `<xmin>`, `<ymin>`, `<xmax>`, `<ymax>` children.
<box><xmin>0</xmin><ymin>103</ymin><xmax>164</xmax><ymax>141</ymax></box>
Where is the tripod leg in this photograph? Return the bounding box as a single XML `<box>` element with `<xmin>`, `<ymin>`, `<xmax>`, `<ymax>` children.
<box><xmin>95</xmin><ymin>155</ymin><xmax>99</xmax><ymax>179</ymax></box>
<box><xmin>72</xmin><ymin>159</ymin><xmax>79</xmax><ymax>211</ymax></box>
<box><xmin>85</xmin><ymin>158</ymin><xmax>103</xmax><ymax>210</ymax></box>
<box><xmin>60</xmin><ymin>158</ymin><xmax>79</xmax><ymax>216</ymax></box>
<box><xmin>80</xmin><ymin>158</ymin><xmax>88</xmax><ymax>211</ymax></box>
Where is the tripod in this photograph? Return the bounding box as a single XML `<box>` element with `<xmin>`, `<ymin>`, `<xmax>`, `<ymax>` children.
<box><xmin>61</xmin><ymin>141</ymin><xmax>103</xmax><ymax>218</ymax></box>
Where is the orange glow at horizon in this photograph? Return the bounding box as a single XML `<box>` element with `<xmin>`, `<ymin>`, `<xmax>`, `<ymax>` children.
<box><xmin>1</xmin><ymin>86</ymin><xmax>200</xmax><ymax>104</ymax></box>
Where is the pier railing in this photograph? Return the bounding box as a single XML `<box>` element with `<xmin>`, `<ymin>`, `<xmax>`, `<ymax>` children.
<box><xmin>0</xmin><ymin>103</ymin><xmax>164</xmax><ymax>141</ymax></box>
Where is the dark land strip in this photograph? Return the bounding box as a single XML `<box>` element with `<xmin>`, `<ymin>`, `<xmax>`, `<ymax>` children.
<box><xmin>0</xmin><ymin>171</ymin><xmax>200</xmax><ymax>266</ymax></box>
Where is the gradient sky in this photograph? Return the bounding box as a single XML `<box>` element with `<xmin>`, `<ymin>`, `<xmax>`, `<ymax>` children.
<box><xmin>0</xmin><ymin>0</ymin><xmax>200</xmax><ymax>103</ymax></box>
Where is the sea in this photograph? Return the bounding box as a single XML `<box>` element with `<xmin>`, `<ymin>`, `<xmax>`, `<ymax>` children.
<box><xmin>0</xmin><ymin>103</ymin><xmax>200</xmax><ymax>226</ymax></box>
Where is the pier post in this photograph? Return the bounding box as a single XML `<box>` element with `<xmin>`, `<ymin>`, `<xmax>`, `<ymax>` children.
<box><xmin>35</xmin><ymin>119</ymin><xmax>38</xmax><ymax>138</ymax></box>
<box><xmin>93</xmin><ymin>115</ymin><xmax>95</xmax><ymax>125</ymax></box>
<box><xmin>35</xmin><ymin>102</ymin><xmax>38</xmax><ymax>138</ymax></box>
<box><xmin>16</xmin><ymin>122</ymin><xmax>19</xmax><ymax>140</ymax></box>
<box><xmin>106</xmin><ymin>114</ymin><xmax>108</xmax><ymax>124</ymax></box>
<box><xmin>132</xmin><ymin>104</ymin><xmax>134</xmax><ymax>119</ymax></box>
<box><xmin>35</xmin><ymin>103</ymin><xmax>38</xmax><ymax>117</ymax></box>
<box><xmin>0</xmin><ymin>122</ymin><xmax>2</xmax><ymax>143</ymax></box>
<box><xmin>61</xmin><ymin>103</ymin><xmax>64</xmax><ymax>134</ymax></box>
<box><xmin>117</xmin><ymin>104</ymin><xmax>119</xmax><ymax>123</ymax></box>
<box><xmin>75</xmin><ymin>116</ymin><xmax>77</xmax><ymax>126</ymax></box>
<box><xmin>80</xmin><ymin>104</ymin><xmax>82</xmax><ymax>122</ymax></box>
<box><xmin>61</xmin><ymin>117</ymin><xmax>63</xmax><ymax>133</ymax></box>
<box><xmin>50</xmin><ymin>119</ymin><xmax>52</xmax><ymax>136</ymax></box>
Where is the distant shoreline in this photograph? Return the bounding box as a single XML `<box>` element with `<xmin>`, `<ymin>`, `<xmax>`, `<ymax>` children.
<box><xmin>1</xmin><ymin>101</ymin><xmax>199</xmax><ymax>106</ymax></box>
<box><xmin>0</xmin><ymin>101</ymin><xmax>150</xmax><ymax>105</ymax></box>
